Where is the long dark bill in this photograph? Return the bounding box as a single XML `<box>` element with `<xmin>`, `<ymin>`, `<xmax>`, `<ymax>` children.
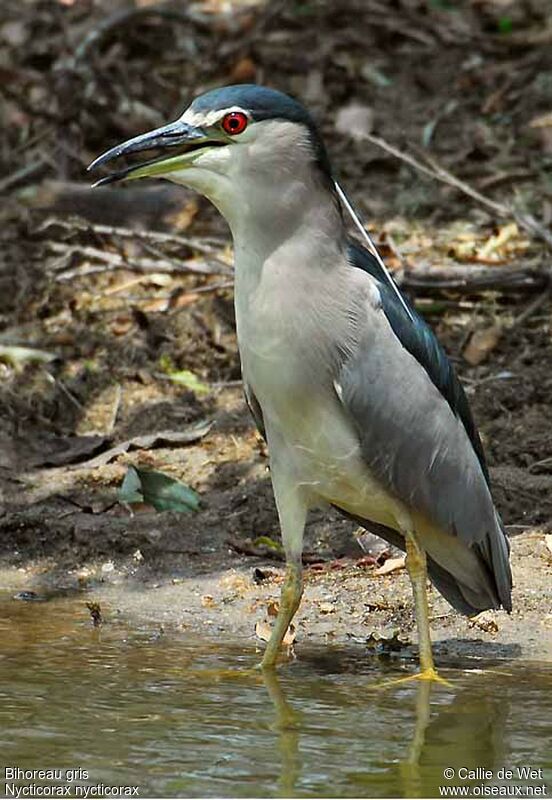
<box><xmin>87</xmin><ymin>119</ymin><xmax>213</xmax><ymax>187</ymax></box>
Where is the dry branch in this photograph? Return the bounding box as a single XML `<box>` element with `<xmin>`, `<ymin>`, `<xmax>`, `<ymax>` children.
<box><xmin>400</xmin><ymin>262</ymin><xmax>549</xmax><ymax>294</ymax></box>
<box><xmin>46</xmin><ymin>242</ymin><xmax>227</xmax><ymax>278</ymax></box>
<box><xmin>360</xmin><ymin>133</ymin><xmax>552</xmax><ymax>253</ymax></box>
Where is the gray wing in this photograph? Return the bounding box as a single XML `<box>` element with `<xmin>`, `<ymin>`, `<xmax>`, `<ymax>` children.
<box><xmin>337</xmin><ymin>266</ymin><xmax>512</xmax><ymax>615</ymax></box>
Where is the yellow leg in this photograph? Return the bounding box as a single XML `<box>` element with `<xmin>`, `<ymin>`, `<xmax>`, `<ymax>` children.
<box><xmin>371</xmin><ymin>532</ymin><xmax>451</xmax><ymax>689</ymax></box>
<box><xmin>398</xmin><ymin>532</ymin><xmax>450</xmax><ymax>685</ymax></box>
<box><xmin>260</xmin><ymin>561</ymin><xmax>303</xmax><ymax>670</ymax></box>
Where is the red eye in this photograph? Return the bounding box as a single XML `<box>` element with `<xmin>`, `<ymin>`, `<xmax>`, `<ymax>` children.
<box><xmin>221</xmin><ymin>111</ymin><xmax>248</xmax><ymax>135</ymax></box>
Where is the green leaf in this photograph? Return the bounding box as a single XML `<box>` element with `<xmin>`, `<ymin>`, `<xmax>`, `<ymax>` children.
<box><xmin>360</xmin><ymin>64</ymin><xmax>393</xmax><ymax>88</ymax></box>
<box><xmin>253</xmin><ymin>535</ymin><xmax>284</xmax><ymax>554</ymax></box>
<box><xmin>166</xmin><ymin>369</ymin><xmax>211</xmax><ymax>395</ymax></box>
<box><xmin>118</xmin><ymin>466</ymin><xmax>200</xmax><ymax>513</ymax></box>
<box><xmin>498</xmin><ymin>16</ymin><xmax>513</xmax><ymax>34</ymax></box>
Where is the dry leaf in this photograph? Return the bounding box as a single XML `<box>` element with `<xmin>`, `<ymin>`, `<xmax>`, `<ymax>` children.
<box><xmin>478</xmin><ymin>222</ymin><xmax>519</xmax><ymax>259</ymax></box>
<box><xmin>229</xmin><ymin>57</ymin><xmax>257</xmax><ymax>83</ymax></box>
<box><xmin>463</xmin><ymin>325</ymin><xmax>502</xmax><ymax>366</ymax></box>
<box><xmin>267</xmin><ymin>600</ymin><xmax>279</xmax><ymax>618</ymax></box>
<box><xmin>110</xmin><ymin>315</ymin><xmax>133</xmax><ymax>336</ymax></box>
<box><xmin>529</xmin><ymin>112</ymin><xmax>552</xmax><ymax>129</ymax></box>
<box><xmin>366</xmin><ymin>627</ymin><xmax>410</xmax><ymax>652</ymax></box>
<box><xmin>468</xmin><ymin>611</ymin><xmax>498</xmax><ymax>634</ymax></box>
<box><xmin>255</xmin><ymin>620</ymin><xmax>295</xmax><ymax>646</ymax></box>
<box><xmin>219</xmin><ymin>572</ymin><xmax>251</xmax><ymax>596</ymax></box>
<box><xmin>201</xmin><ymin>595</ymin><xmax>217</xmax><ymax>609</ymax></box>
<box><xmin>375</xmin><ymin>555</ymin><xmax>406</xmax><ymax>576</ymax></box>
<box><xmin>544</xmin><ymin>534</ymin><xmax>552</xmax><ymax>557</ymax></box>
<box><xmin>165</xmin><ymin>199</ymin><xmax>199</xmax><ymax>231</ymax></box>
<box><xmin>335</xmin><ymin>102</ymin><xmax>374</xmax><ymax>141</ymax></box>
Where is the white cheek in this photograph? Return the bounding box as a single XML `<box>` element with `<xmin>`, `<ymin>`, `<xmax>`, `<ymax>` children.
<box><xmin>168</xmin><ymin>167</ymin><xmax>221</xmax><ymax>197</ymax></box>
<box><xmin>167</xmin><ymin>149</ymin><xmax>236</xmax><ymax>208</ymax></box>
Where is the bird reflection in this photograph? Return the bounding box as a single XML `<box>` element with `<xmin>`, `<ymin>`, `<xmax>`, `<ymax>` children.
<box><xmin>400</xmin><ymin>673</ymin><xmax>508</xmax><ymax>797</ymax></box>
<box><xmin>262</xmin><ymin>669</ymin><xmax>302</xmax><ymax>798</ymax></box>
<box><xmin>260</xmin><ymin>666</ymin><xmax>508</xmax><ymax>798</ymax></box>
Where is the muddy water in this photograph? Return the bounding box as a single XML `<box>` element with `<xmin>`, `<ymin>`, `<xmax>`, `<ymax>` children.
<box><xmin>0</xmin><ymin>593</ymin><xmax>551</xmax><ymax>799</ymax></box>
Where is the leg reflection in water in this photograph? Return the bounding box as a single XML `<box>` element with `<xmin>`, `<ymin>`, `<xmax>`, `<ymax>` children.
<box><xmin>262</xmin><ymin>668</ymin><xmax>302</xmax><ymax>798</ymax></box>
<box><xmin>260</xmin><ymin>663</ymin><xmax>508</xmax><ymax>798</ymax></box>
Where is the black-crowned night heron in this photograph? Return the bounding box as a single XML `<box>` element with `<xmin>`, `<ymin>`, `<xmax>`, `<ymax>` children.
<box><xmin>89</xmin><ymin>84</ymin><xmax>512</xmax><ymax>682</ymax></box>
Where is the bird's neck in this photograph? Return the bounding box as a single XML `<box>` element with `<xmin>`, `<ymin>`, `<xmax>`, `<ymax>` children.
<box><xmin>224</xmin><ymin>176</ymin><xmax>345</xmax><ymax>270</ymax></box>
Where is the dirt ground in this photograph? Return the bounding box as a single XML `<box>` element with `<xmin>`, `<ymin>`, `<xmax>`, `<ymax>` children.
<box><xmin>1</xmin><ymin>0</ymin><xmax>552</xmax><ymax>664</ymax></box>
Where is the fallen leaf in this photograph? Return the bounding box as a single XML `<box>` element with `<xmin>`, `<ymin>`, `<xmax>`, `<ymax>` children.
<box><xmin>544</xmin><ymin>534</ymin><xmax>552</xmax><ymax>557</ymax></box>
<box><xmin>31</xmin><ymin>435</ymin><xmax>110</xmax><ymax>468</ymax></box>
<box><xmin>229</xmin><ymin>56</ymin><xmax>257</xmax><ymax>83</ymax></box>
<box><xmin>267</xmin><ymin>600</ymin><xmax>279</xmax><ymax>618</ymax></box>
<box><xmin>363</xmin><ymin>597</ymin><xmax>390</xmax><ymax>611</ymax></box>
<box><xmin>1</xmin><ymin>21</ymin><xmax>28</xmax><ymax>46</ymax></box>
<box><xmin>0</xmin><ymin>345</ymin><xmax>57</xmax><ymax>367</ymax></box>
<box><xmin>375</xmin><ymin>555</ymin><xmax>406</xmax><ymax>576</ymax></box>
<box><xmin>468</xmin><ymin>610</ymin><xmax>499</xmax><ymax>634</ymax></box>
<box><xmin>366</xmin><ymin>627</ymin><xmax>410</xmax><ymax>652</ymax></box>
<box><xmin>255</xmin><ymin>620</ymin><xmax>296</xmax><ymax>646</ymax></box>
<box><xmin>355</xmin><ymin>529</ymin><xmax>392</xmax><ymax>560</ymax></box>
<box><xmin>70</xmin><ymin>419</ymin><xmax>212</xmax><ymax>469</ymax></box>
<box><xmin>219</xmin><ymin>572</ymin><xmax>251</xmax><ymax>595</ymax></box>
<box><xmin>478</xmin><ymin>222</ymin><xmax>520</xmax><ymax>259</ymax></box>
<box><xmin>163</xmin><ymin>369</ymin><xmax>211</xmax><ymax>395</ymax></box>
<box><xmin>118</xmin><ymin>466</ymin><xmax>200</xmax><ymax>513</ymax></box>
<box><xmin>303</xmin><ymin>67</ymin><xmax>325</xmax><ymax>106</ymax></box>
<box><xmin>166</xmin><ymin>198</ymin><xmax>199</xmax><ymax>231</ymax></box>
<box><xmin>463</xmin><ymin>325</ymin><xmax>502</xmax><ymax>366</ymax></box>
<box><xmin>335</xmin><ymin>102</ymin><xmax>374</xmax><ymax>141</ymax></box>
<box><xmin>355</xmin><ymin>556</ymin><xmax>378</xmax><ymax>568</ymax></box>
<box><xmin>360</xmin><ymin>63</ymin><xmax>393</xmax><ymax>88</ymax></box>
<box><xmin>529</xmin><ymin>112</ymin><xmax>552</xmax><ymax>129</ymax></box>
<box><xmin>109</xmin><ymin>315</ymin><xmax>134</xmax><ymax>336</ymax></box>
<box><xmin>252</xmin><ymin>535</ymin><xmax>284</xmax><ymax>555</ymax></box>
<box><xmin>201</xmin><ymin>595</ymin><xmax>217</xmax><ymax>608</ymax></box>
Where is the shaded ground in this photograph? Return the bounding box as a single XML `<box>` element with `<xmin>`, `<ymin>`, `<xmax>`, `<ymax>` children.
<box><xmin>1</xmin><ymin>0</ymin><xmax>552</xmax><ymax>663</ymax></box>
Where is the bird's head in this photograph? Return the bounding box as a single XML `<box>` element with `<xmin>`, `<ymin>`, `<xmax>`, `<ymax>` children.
<box><xmin>88</xmin><ymin>84</ymin><xmax>336</xmax><ymax>234</ymax></box>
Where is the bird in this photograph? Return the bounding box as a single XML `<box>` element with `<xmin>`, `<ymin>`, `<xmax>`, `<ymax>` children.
<box><xmin>89</xmin><ymin>84</ymin><xmax>512</xmax><ymax>681</ymax></box>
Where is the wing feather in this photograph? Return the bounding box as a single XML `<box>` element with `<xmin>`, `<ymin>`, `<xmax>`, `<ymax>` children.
<box><xmin>339</xmin><ymin>241</ymin><xmax>511</xmax><ymax>612</ymax></box>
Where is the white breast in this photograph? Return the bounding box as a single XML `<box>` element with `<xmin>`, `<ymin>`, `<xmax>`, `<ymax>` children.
<box><xmin>233</xmin><ymin>247</ymin><xmax>404</xmax><ymax>530</ymax></box>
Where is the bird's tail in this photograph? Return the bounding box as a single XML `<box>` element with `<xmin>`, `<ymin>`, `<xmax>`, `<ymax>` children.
<box><xmin>339</xmin><ymin>509</ymin><xmax>512</xmax><ymax>617</ymax></box>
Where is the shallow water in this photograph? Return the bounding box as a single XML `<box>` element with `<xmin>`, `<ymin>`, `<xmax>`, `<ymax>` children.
<box><xmin>0</xmin><ymin>593</ymin><xmax>551</xmax><ymax>799</ymax></box>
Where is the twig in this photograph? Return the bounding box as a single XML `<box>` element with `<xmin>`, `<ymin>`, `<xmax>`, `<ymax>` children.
<box><xmin>139</xmin><ymin>241</ymin><xmax>231</xmax><ymax>277</ymax></box>
<box><xmin>400</xmin><ymin>261</ymin><xmax>549</xmax><ymax>294</ymax></box>
<box><xmin>72</xmin><ymin>6</ymin><xmax>198</xmax><ymax>65</ymax></box>
<box><xmin>47</xmin><ymin>242</ymin><xmax>228</xmax><ymax>277</ymax></box>
<box><xmin>363</xmin><ymin>133</ymin><xmax>507</xmax><ymax>215</ymax></box>
<box><xmin>510</xmin><ymin>285</ymin><xmax>552</xmax><ymax>329</ymax></box>
<box><xmin>360</xmin><ymin>132</ymin><xmax>552</xmax><ymax>252</ymax></box>
<box><xmin>38</xmin><ymin>216</ymin><xmax>232</xmax><ymax>271</ymax></box>
<box><xmin>0</xmin><ymin>158</ymin><xmax>47</xmax><ymax>193</ymax></box>
<box><xmin>172</xmin><ymin>280</ymin><xmax>234</xmax><ymax>299</ymax></box>
<box><xmin>492</xmin><ymin>28</ymin><xmax>552</xmax><ymax>48</ymax></box>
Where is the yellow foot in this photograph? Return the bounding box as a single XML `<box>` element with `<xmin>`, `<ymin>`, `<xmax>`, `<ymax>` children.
<box><xmin>371</xmin><ymin>667</ymin><xmax>452</xmax><ymax>690</ymax></box>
